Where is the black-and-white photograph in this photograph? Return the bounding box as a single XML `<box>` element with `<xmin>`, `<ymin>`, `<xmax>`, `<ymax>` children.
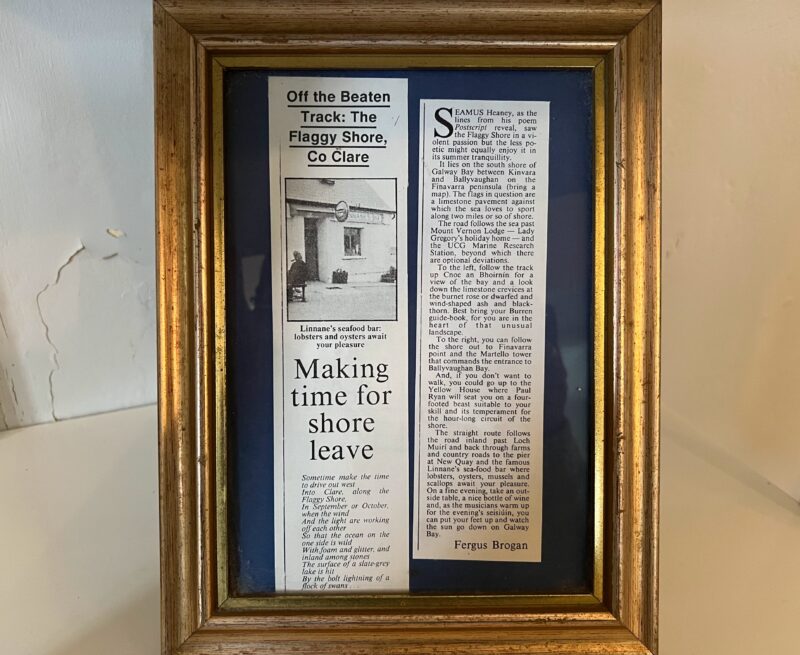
<box><xmin>284</xmin><ymin>178</ymin><xmax>398</xmax><ymax>322</ymax></box>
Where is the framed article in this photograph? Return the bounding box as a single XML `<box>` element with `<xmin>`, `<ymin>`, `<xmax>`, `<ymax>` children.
<box><xmin>155</xmin><ymin>2</ymin><xmax>661</xmax><ymax>654</ymax></box>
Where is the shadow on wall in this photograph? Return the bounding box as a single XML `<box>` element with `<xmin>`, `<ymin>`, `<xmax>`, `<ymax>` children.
<box><xmin>663</xmin><ymin>407</ymin><xmax>800</xmax><ymax>516</ymax></box>
<box><xmin>43</xmin><ymin>585</ymin><xmax>159</xmax><ymax>655</ymax></box>
<box><xmin>0</xmin><ymin>406</ymin><xmax>160</xmax><ymax>654</ymax></box>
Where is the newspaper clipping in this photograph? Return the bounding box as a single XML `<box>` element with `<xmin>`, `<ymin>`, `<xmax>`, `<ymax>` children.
<box><xmin>413</xmin><ymin>100</ymin><xmax>550</xmax><ymax>563</ymax></box>
<box><xmin>268</xmin><ymin>77</ymin><xmax>409</xmax><ymax>591</ymax></box>
<box><xmin>268</xmin><ymin>77</ymin><xmax>552</xmax><ymax>587</ymax></box>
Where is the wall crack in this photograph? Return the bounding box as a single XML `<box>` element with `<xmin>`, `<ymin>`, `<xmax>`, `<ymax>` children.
<box><xmin>34</xmin><ymin>242</ymin><xmax>86</xmax><ymax>422</ymax></box>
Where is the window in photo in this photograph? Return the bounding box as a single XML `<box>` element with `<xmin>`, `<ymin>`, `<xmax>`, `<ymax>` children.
<box><xmin>344</xmin><ymin>227</ymin><xmax>362</xmax><ymax>257</ymax></box>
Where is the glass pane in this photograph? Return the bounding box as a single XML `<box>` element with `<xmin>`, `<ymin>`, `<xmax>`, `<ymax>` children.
<box><xmin>224</xmin><ymin>67</ymin><xmax>595</xmax><ymax>596</ymax></box>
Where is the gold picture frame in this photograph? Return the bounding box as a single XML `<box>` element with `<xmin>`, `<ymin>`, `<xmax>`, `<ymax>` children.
<box><xmin>155</xmin><ymin>1</ymin><xmax>661</xmax><ymax>653</ymax></box>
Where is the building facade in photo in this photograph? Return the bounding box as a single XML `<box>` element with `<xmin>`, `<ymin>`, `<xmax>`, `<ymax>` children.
<box><xmin>285</xmin><ymin>178</ymin><xmax>397</xmax><ymax>284</ymax></box>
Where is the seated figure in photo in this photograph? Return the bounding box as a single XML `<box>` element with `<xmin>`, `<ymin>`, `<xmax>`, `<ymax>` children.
<box><xmin>287</xmin><ymin>250</ymin><xmax>308</xmax><ymax>302</ymax></box>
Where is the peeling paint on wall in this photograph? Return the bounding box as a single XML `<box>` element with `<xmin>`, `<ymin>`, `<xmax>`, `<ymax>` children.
<box><xmin>35</xmin><ymin>243</ymin><xmax>86</xmax><ymax>421</ymax></box>
<box><xmin>0</xmin><ymin>0</ymin><xmax>155</xmax><ymax>429</ymax></box>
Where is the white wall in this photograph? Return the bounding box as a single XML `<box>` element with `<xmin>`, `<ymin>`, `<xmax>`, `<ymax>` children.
<box><xmin>0</xmin><ymin>0</ymin><xmax>155</xmax><ymax>428</ymax></box>
<box><xmin>0</xmin><ymin>406</ymin><xmax>159</xmax><ymax>655</ymax></box>
<box><xmin>663</xmin><ymin>0</ymin><xmax>800</xmax><ymax>506</ymax></box>
<box><xmin>1</xmin><ymin>1</ymin><xmax>799</xmax><ymax>654</ymax></box>
<box><xmin>661</xmin><ymin>0</ymin><xmax>800</xmax><ymax>650</ymax></box>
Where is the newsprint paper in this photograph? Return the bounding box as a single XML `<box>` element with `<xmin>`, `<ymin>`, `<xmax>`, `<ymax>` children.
<box><xmin>269</xmin><ymin>78</ymin><xmax>552</xmax><ymax>591</ymax></box>
<box><xmin>413</xmin><ymin>100</ymin><xmax>550</xmax><ymax>563</ymax></box>
<box><xmin>269</xmin><ymin>77</ymin><xmax>409</xmax><ymax>592</ymax></box>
